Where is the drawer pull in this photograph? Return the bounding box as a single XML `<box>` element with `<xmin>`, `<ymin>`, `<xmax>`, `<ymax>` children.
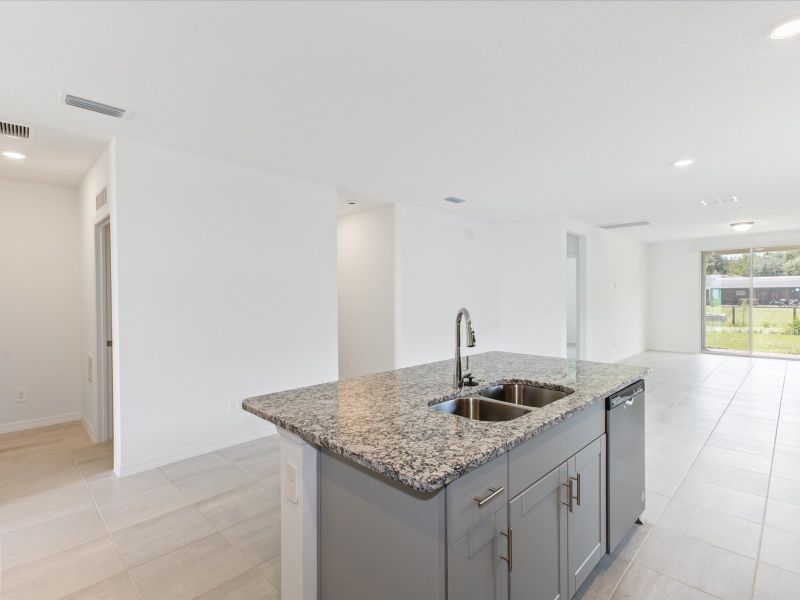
<box><xmin>474</xmin><ymin>486</ymin><xmax>504</xmax><ymax>508</ymax></box>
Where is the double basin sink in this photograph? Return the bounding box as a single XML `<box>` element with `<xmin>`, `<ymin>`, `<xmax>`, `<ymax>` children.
<box><xmin>431</xmin><ymin>383</ymin><xmax>574</xmax><ymax>422</ymax></box>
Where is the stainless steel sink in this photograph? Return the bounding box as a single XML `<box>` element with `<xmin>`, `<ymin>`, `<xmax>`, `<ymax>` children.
<box><xmin>479</xmin><ymin>383</ymin><xmax>573</xmax><ymax>408</ymax></box>
<box><xmin>431</xmin><ymin>397</ymin><xmax>530</xmax><ymax>421</ymax></box>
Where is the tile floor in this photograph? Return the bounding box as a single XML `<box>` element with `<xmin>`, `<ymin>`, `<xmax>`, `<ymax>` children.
<box><xmin>0</xmin><ymin>424</ymin><xmax>280</xmax><ymax>599</ymax></box>
<box><xmin>578</xmin><ymin>351</ymin><xmax>800</xmax><ymax>600</ymax></box>
<box><xmin>2</xmin><ymin>351</ymin><xmax>800</xmax><ymax>599</ymax></box>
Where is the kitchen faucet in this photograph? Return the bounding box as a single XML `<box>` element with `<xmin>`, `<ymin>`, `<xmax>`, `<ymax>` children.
<box><xmin>453</xmin><ymin>308</ymin><xmax>477</xmax><ymax>388</ymax></box>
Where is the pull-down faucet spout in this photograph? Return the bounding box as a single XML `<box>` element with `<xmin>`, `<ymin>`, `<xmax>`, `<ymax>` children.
<box><xmin>454</xmin><ymin>308</ymin><xmax>477</xmax><ymax>388</ymax></box>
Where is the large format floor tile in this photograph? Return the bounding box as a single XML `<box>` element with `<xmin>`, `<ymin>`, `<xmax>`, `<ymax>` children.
<box><xmin>0</xmin><ymin>536</ymin><xmax>126</xmax><ymax>600</ymax></box>
<box><xmin>129</xmin><ymin>533</ymin><xmax>250</xmax><ymax>600</ymax></box>
<box><xmin>635</xmin><ymin>527</ymin><xmax>756</xmax><ymax>600</ymax></box>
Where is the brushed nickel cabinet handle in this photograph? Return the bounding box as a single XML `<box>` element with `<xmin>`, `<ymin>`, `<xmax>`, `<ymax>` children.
<box><xmin>500</xmin><ymin>528</ymin><xmax>512</xmax><ymax>572</ymax></box>
<box><xmin>474</xmin><ymin>486</ymin><xmax>504</xmax><ymax>507</ymax></box>
<box><xmin>571</xmin><ymin>473</ymin><xmax>581</xmax><ymax>506</ymax></box>
<box><xmin>561</xmin><ymin>480</ymin><xmax>574</xmax><ymax>512</ymax></box>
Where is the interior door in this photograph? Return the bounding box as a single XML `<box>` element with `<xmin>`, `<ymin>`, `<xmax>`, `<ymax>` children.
<box><xmin>509</xmin><ymin>464</ymin><xmax>568</xmax><ymax>600</ymax></box>
<box><xmin>567</xmin><ymin>435</ymin><xmax>606</xmax><ymax>598</ymax></box>
<box><xmin>103</xmin><ymin>222</ymin><xmax>114</xmax><ymax>440</ymax></box>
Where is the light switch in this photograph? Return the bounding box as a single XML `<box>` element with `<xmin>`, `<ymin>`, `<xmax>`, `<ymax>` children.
<box><xmin>285</xmin><ymin>462</ymin><xmax>299</xmax><ymax>504</ymax></box>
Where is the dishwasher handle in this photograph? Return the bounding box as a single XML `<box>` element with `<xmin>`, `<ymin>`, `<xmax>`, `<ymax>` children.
<box><xmin>608</xmin><ymin>380</ymin><xmax>645</xmax><ymax>410</ymax></box>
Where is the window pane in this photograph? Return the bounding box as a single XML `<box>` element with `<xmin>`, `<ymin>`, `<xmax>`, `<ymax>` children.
<box><xmin>703</xmin><ymin>250</ymin><xmax>750</xmax><ymax>354</ymax></box>
<box><xmin>751</xmin><ymin>246</ymin><xmax>800</xmax><ymax>357</ymax></box>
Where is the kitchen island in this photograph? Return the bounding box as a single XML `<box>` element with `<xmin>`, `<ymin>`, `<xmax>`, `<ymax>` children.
<box><xmin>243</xmin><ymin>351</ymin><xmax>648</xmax><ymax>600</ymax></box>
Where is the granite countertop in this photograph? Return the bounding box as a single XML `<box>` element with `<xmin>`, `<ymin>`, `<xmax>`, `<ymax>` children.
<box><xmin>242</xmin><ymin>351</ymin><xmax>648</xmax><ymax>493</ymax></box>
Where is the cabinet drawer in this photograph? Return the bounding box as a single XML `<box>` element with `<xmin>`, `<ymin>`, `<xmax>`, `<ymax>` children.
<box><xmin>447</xmin><ymin>455</ymin><xmax>508</xmax><ymax>544</ymax></box>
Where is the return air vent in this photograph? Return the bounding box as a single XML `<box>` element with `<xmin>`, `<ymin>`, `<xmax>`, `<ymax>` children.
<box><xmin>700</xmin><ymin>195</ymin><xmax>739</xmax><ymax>207</ymax></box>
<box><xmin>0</xmin><ymin>121</ymin><xmax>31</xmax><ymax>139</ymax></box>
<box><xmin>96</xmin><ymin>188</ymin><xmax>108</xmax><ymax>211</ymax></box>
<box><xmin>600</xmin><ymin>221</ymin><xmax>651</xmax><ymax>230</ymax></box>
<box><xmin>64</xmin><ymin>94</ymin><xmax>127</xmax><ymax>118</ymax></box>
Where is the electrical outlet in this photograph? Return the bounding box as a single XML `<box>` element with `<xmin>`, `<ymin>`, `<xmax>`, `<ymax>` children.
<box><xmin>15</xmin><ymin>387</ymin><xmax>27</xmax><ymax>403</ymax></box>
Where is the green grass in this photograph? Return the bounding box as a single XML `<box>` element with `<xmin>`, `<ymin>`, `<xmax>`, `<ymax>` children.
<box><xmin>704</xmin><ymin>305</ymin><xmax>800</xmax><ymax>328</ymax></box>
<box><xmin>705</xmin><ymin>328</ymin><xmax>800</xmax><ymax>355</ymax></box>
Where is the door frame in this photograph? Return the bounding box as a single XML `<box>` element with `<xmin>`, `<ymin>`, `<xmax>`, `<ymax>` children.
<box><xmin>566</xmin><ymin>232</ymin><xmax>586</xmax><ymax>360</ymax></box>
<box><xmin>94</xmin><ymin>216</ymin><xmax>113</xmax><ymax>442</ymax></box>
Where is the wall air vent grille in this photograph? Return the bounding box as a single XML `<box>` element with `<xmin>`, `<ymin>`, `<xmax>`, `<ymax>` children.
<box><xmin>0</xmin><ymin>121</ymin><xmax>31</xmax><ymax>139</ymax></box>
<box><xmin>64</xmin><ymin>94</ymin><xmax>126</xmax><ymax>118</ymax></box>
<box><xmin>96</xmin><ymin>188</ymin><xmax>108</xmax><ymax>211</ymax></box>
<box><xmin>88</xmin><ymin>354</ymin><xmax>95</xmax><ymax>385</ymax></box>
<box><xmin>600</xmin><ymin>221</ymin><xmax>651</xmax><ymax>230</ymax></box>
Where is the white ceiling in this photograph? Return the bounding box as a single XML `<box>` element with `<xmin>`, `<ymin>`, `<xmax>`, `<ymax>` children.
<box><xmin>1</xmin><ymin>1</ymin><xmax>799</xmax><ymax>242</ymax></box>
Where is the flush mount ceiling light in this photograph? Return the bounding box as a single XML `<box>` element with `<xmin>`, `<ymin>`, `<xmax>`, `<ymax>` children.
<box><xmin>1</xmin><ymin>151</ymin><xmax>26</xmax><ymax>160</ymax></box>
<box><xmin>673</xmin><ymin>158</ymin><xmax>695</xmax><ymax>168</ymax></box>
<box><xmin>770</xmin><ymin>17</ymin><xmax>800</xmax><ymax>40</ymax></box>
<box><xmin>730</xmin><ymin>221</ymin><xmax>755</xmax><ymax>232</ymax></box>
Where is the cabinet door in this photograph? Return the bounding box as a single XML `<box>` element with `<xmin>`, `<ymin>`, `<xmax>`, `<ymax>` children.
<box><xmin>509</xmin><ymin>463</ymin><xmax>568</xmax><ymax>600</ymax></box>
<box><xmin>567</xmin><ymin>435</ymin><xmax>607</xmax><ymax>598</ymax></box>
<box><xmin>448</xmin><ymin>505</ymin><xmax>509</xmax><ymax>600</ymax></box>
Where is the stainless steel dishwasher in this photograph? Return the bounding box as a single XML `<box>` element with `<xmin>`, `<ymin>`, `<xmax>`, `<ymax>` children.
<box><xmin>606</xmin><ymin>379</ymin><xmax>645</xmax><ymax>553</ymax></box>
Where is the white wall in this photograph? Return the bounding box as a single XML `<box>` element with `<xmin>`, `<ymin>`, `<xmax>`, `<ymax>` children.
<box><xmin>78</xmin><ymin>148</ymin><xmax>112</xmax><ymax>441</ymax></box>
<box><xmin>393</xmin><ymin>203</ymin><xmax>498</xmax><ymax>368</ymax></box>
<box><xmin>111</xmin><ymin>137</ymin><xmax>338</xmax><ymax>475</ymax></box>
<box><xmin>0</xmin><ymin>178</ymin><xmax>82</xmax><ymax>432</ymax></box>
<box><xmin>337</xmin><ymin>209</ymin><xmax>648</xmax><ymax>376</ymax></box>
<box><xmin>579</xmin><ymin>222</ymin><xmax>648</xmax><ymax>362</ymax></box>
<box><xmin>647</xmin><ymin>229</ymin><xmax>800</xmax><ymax>353</ymax></box>
<box><xmin>337</xmin><ymin>206</ymin><xmax>396</xmax><ymax>379</ymax></box>
<box><xmin>337</xmin><ymin>203</ymin><xmax>499</xmax><ymax>376</ymax></box>
<box><xmin>495</xmin><ymin>217</ymin><xmax>567</xmax><ymax>357</ymax></box>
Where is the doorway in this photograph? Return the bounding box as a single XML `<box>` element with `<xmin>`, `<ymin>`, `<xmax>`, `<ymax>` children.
<box><xmin>566</xmin><ymin>233</ymin><xmax>583</xmax><ymax>360</ymax></box>
<box><xmin>96</xmin><ymin>218</ymin><xmax>114</xmax><ymax>441</ymax></box>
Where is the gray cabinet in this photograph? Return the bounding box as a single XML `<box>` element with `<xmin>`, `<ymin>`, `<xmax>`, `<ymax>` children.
<box><xmin>509</xmin><ymin>464</ymin><xmax>568</xmax><ymax>600</ymax></box>
<box><xmin>505</xmin><ymin>434</ymin><xmax>607</xmax><ymax>600</ymax></box>
<box><xmin>448</xmin><ymin>504</ymin><xmax>509</xmax><ymax>600</ymax></box>
<box><xmin>567</xmin><ymin>435</ymin><xmax>607</xmax><ymax>598</ymax></box>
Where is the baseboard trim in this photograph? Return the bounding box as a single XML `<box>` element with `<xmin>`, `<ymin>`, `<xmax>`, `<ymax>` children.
<box><xmin>0</xmin><ymin>412</ymin><xmax>82</xmax><ymax>435</ymax></box>
<box><xmin>81</xmin><ymin>416</ymin><xmax>98</xmax><ymax>443</ymax></box>
<box><xmin>115</xmin><ymin>423</ymin><xmax>277</xmax><ymax>477</ymax></box>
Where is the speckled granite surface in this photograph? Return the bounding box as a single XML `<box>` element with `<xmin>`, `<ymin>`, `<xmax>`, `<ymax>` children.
<box><xmin>242</xmin><ymin>351</ymin><xmax>648</xmax><ymax>493</ymax></box>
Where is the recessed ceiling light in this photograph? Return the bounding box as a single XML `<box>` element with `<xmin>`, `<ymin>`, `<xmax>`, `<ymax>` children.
<box><xmin>730</xmin><ymin>221</ymin><xmax>755</xmax><ymax>232</ymax></box>
<box><xmin>673</xmin><ymin>158</ymin><xmax>695</xmax><ymax>168</ymax></box>
<box><xmin>770</xmin><ymin>17</ymin><xmax>800</xmax><ymax>40</ymax></box>
<box><xmin>1</xmin><ymin>151</ymin><xmax>26</xmax><ymax>160</ymax></box>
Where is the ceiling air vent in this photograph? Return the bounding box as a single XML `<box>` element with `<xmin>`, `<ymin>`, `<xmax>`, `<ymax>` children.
<box><xmin>64</xmin><ymin>94</ymin><xmax>127</xmax><ymax>118</ymax></box>
<box><xmin>96</xmin><ymin>188</ymin><xmax>108</xmax><ymax>211</ymax></box>
<box><xmin>700</xmin><ymin>195</ymin><xmax>739</xmax><ymax>207</ymax></box>
<box><xmin>0</xmin><ymin>121</ymin><xmax>31</xmax><ymax>139</ymax></box>
<box><xmin>600</xmin><ymin>221</ymin><xmax>651</xmax><ymax>230</ymax></box>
